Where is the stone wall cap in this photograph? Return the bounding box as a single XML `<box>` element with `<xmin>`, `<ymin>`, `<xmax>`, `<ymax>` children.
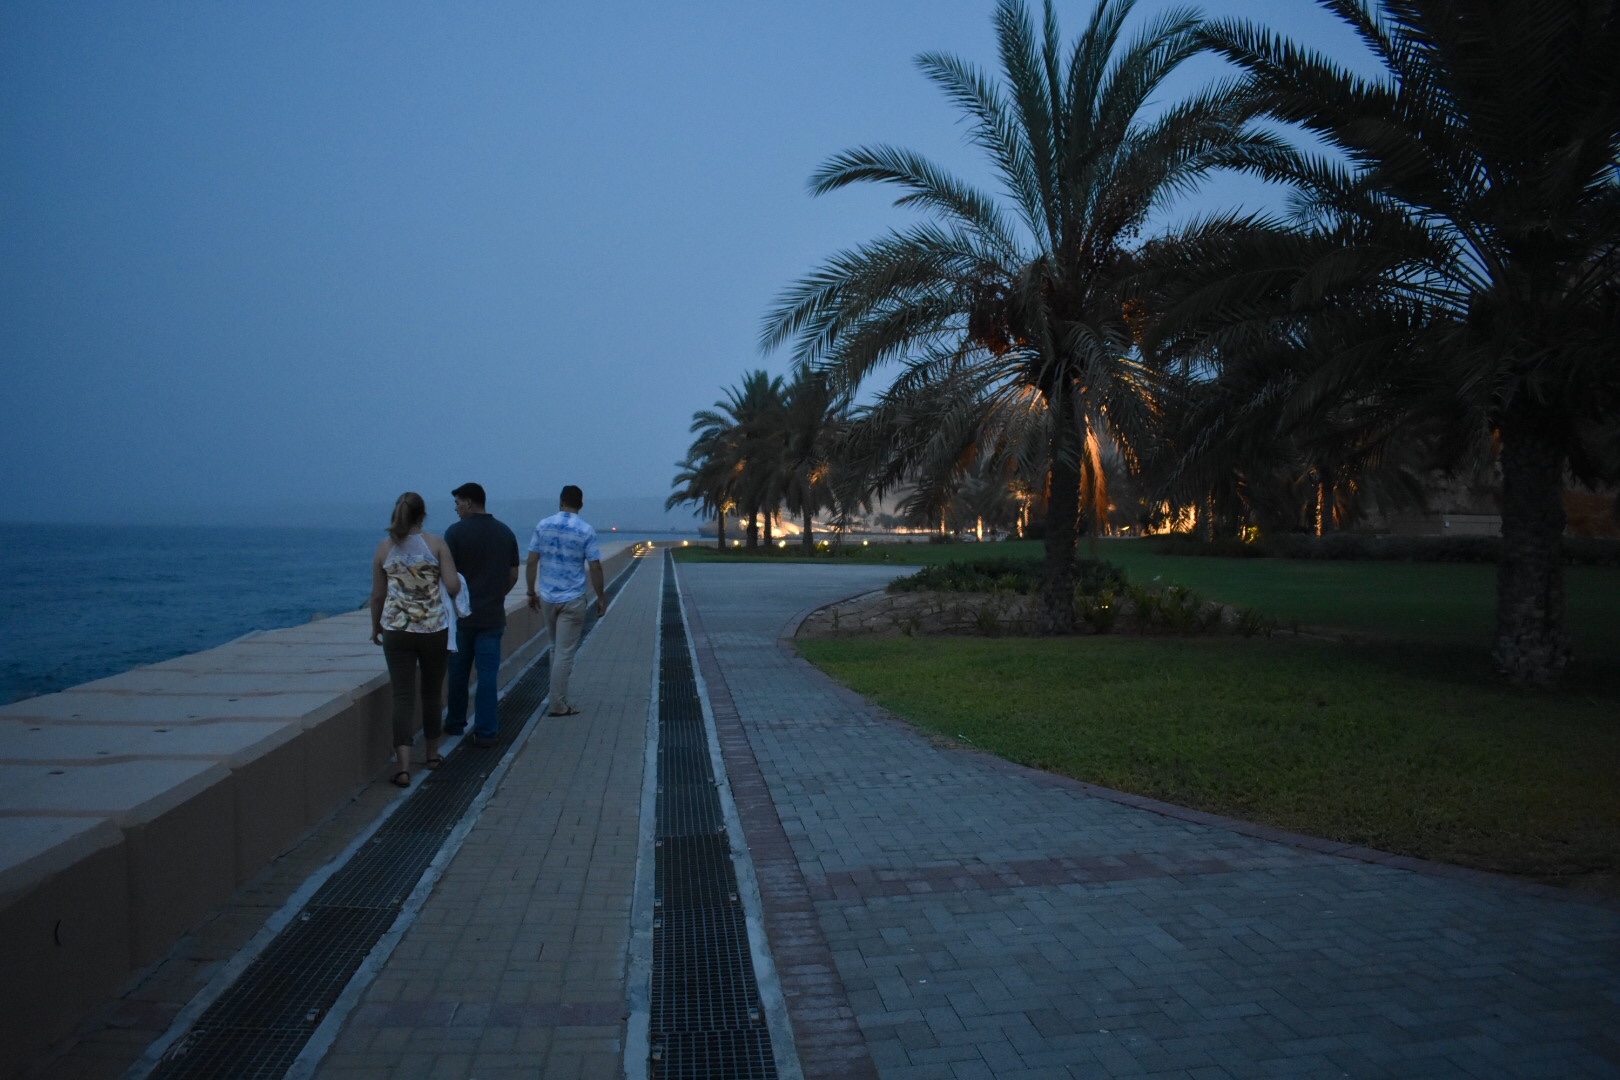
<box><xmin>250</xmin><ymin>609</ymin><xmax>371</xmax><ymax>644</ymax></box>
<box><xmin>0</xmin><ymin>760</ymin><xmax>230</xmax><ymax>824</ymax></box>
<box><xmin>0</xmin><ymin>689</ymin><xmax>353</xmax><ymax>726</ymax></box>
<box><xmin>149</xmin><ymin>648</ymin><xmax>385</xmax><ymax>676</ymax></box>
<box><xmin>0</xmin><ymin>719</ymin><xmax>300</xmax><ymax>769</ymax></box>
<box><xmin>72</xmin><ymin>669</ymin><xmax>385</xmax><ymax>697</ymax></box>
<box><xmin>0</xmin><ymin>816</ymin><xmax>123</xmax><ymax>903</ymax></box>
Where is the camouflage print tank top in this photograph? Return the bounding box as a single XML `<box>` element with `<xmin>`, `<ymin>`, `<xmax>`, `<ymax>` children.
<box><xmin>380</xmin><ymin>533</ymin><xmax>446</xmax><ymax>633</ymax></box>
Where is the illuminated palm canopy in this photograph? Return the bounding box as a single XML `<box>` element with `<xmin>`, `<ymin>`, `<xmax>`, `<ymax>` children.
<box><xmin>763</xmin><ymin>0</ymin><xmax>1258</xmax><ymax>630</ymax></box>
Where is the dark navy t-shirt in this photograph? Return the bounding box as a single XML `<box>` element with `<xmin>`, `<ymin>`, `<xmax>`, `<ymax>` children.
<box><xmin>444</xmin><ymin>513</ymin><xmax>520</xmax><ymax>630</ymax></box>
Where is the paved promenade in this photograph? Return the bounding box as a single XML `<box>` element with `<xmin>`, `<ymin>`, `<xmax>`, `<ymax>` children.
<box><xmin>34</xmin><ymin>557</ymin><xmax>1620</xmax><ymax>1079</ymax></box>
<box><xmin>307</xmin><ymin>553</ymin><xmax>663</xmax><ymax>1080</ymax></box>
<box><xmin>678</xmin><ymin>564</ymin><xmax>1620</xmax><ymax>1078</ymax></box>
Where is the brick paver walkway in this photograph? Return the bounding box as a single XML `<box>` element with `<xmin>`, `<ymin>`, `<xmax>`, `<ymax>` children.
<box><xmin>62</xmin><ymin>555</ymin><xmax>1616</xmax><ymax>1080</ymax></box>
<box><xmin>308</xmin><ymin>554</ymin><xmax>661</xmax><ymax>1080</ymax></box>
<box><xmin>676</xmin><ymin>562</ymin><xmax>1620</xmax><ymax>1080</ymax></box>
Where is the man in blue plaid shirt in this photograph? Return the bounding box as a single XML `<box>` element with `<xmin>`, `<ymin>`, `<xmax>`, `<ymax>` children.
<box><xmin>524</xmin><ymin>484</ymin><xmax>606</xmax><ymax>717</ymax></box>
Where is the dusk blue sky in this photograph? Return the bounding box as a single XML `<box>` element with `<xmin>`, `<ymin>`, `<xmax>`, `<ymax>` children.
<box><xmin>2</xmin><ymin>1</ymin><xmax>1369</xmax><ymax>528</ymax></box>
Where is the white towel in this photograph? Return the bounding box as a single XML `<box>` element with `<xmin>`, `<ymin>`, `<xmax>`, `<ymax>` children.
<box><xmin>441</xmin><ymin>573</ymin><xmax>471</xmax><ymax>649</ymax></box>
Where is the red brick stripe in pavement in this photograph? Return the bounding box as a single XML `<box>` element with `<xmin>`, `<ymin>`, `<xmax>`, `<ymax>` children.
<box><xmin>681</xmin><ymin>589</ymin><xmax>881</xmax><ymax>1080</ymax></box>
<box><xmin>808</xmin><ymin>851</ymin><xmax>1248</xmax><ymax>901</ymax></box>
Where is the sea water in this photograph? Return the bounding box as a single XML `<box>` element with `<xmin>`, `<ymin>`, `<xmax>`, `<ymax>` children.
<box><xmin>0</xmin><ymin>522</ymin><xmax>689</xmax><ymax>704</ymax></box>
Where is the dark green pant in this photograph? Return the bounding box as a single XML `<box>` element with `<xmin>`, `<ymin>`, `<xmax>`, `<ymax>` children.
<box><xmin>381</xmin><ymin>629</ymin><xmax>448</xmax><ymax>747</ymax></box>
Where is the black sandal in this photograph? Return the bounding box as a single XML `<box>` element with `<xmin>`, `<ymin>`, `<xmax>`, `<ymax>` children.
<box><xmin>424</xmin><ymin>756</ymin><xmax>443</xmax><ymax>770</ymax></box>
<box><xmin>391</xmin><ymin>770</ymin><xmax>411</xmax><ymax>788</ymax></box>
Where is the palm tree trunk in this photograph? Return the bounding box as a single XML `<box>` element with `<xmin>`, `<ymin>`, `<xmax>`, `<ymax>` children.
<box><xmin>764</xmin><ymin>510</ymin><xmax>773</xmax><ymax>547</ymax></box>
<box><xmin>1316</xmin><ymin>467</ymin><xmax>1336</xmax><ymax>536</ymax></box>
<box><xmin>717</xmin><ymin>510</ymin><xmax>727</xmax><ymax>551</ymax></box>
<box><xmin>1493</xmin><ymin>420</ymin><xmax>1571</xmax><ymax>686</ymax></box>
<box><xmin>1039</xmin><ymin>406</ymin><xmax>1081</xmax><ymax>634</ymax></box>
<box><xmin>1080</xmin><ymin>434</ymin><xmax>1106</xmax><ymax>559</ymax></box>
<box><xmin>801</xmin><ymin>507</ymin><xmax>814</xmax><ymax>551</ymax></box>
<box><xmin>746</xmin><ymin>509</ymin><xmax>759</xmax><ymax>550</ymax></box>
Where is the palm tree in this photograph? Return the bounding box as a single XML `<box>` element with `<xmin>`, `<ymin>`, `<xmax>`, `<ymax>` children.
<box><xmin>677</xmin><ymin>371</ymin><xmax>788</xmax><ymax>550</ymax></box>
<box><xmin>779</xmin><ymin>368</ymin><xmax>849</xmax><ymax>550</ymax></box>
<box><xmin>831</xmin><ymin>356</ymin><xmax>1070</xmax><ymax>543</ymax></box>
<box><xmin>763</xmin><ymin>0</ymin><xmax>1260</xmax><ymax>630</ymax></box>
<box><xmin>1144</xmin><ymin>302</ymin><xmax>1451</xmax><ymax>538</ymax></box>
<box><xmin>951</xmin><ymin>457</ymin><xmax>1026</xmax><ymax>539</ymax></box>
<box><xmin>668</xmin><ymin>393</ymin><xmax>750</xmax><ymax>551</ymax></box>
<box><xmin>1183</xmin><ymin>0</ymin><xmax>1620</xmax><ymax>684</ymax></box>
<box><xmin>666</xmin><ymin>437</ymin><xmax>737</xmax><ymax>550</ymax></box>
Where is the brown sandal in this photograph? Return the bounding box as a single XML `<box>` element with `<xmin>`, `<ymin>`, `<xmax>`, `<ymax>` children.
<box><xmin>391</xmin><ymin>770</ymin><xmax>411</xmax><ymax>788</ymax></box>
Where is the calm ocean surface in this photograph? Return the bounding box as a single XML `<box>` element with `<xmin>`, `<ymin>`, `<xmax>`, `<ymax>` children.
<box><xmin>1</xmin><ymin>522</ymin><xmax>683</xmax><ymax>705</ymax></box>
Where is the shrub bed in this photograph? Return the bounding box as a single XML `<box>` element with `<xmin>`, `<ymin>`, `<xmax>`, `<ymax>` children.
<box><xmin>887</xmin><ymin>556</ymin><xmax>1126</xmax><ymax>595</ymax></box>
<box><xmin>871</xmin><ymin>555</ymin><xmax>1276</xmax><ymax>638</ymax></box>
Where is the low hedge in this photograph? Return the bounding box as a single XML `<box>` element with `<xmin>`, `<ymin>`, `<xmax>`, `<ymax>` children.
<box><xmin>883</xmin><ymin>554</ymin><xmax>1281</xmax><ymax>636</ymax></box>
<box><xmin>888</xmin><ymin>556</ymin><xmax>1127</xmax><ymax>596</ymax></box>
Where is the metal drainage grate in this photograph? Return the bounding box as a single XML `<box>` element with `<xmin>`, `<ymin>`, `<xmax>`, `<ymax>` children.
<box><xmin>143</xmin><ymin>558</ymin><xmax>642</xmax><ymax>1080</ymax></box>
<box><xmin>652</xmin><ymin>907</ymin><xmax>763</xmax><ymax>1031</ymax></box>
<box><xmin>656</xmin><ymin>835</ymin><xmax>740</xmax><ymax>908</ymax></box>
<box><xmin>648</xmin><ymin>551</ymin><xmax>777</xmax><ymax>1079</ymax></box>
<box><xmin>305</xmin><ymin>835</ymin><xmax>447</xmax><ymax>909</ymax></box>
<box><xmin>651</xmin><ymin>1031</ymin><xmax>777</xmax><ymax>1080</ymax></box>
<box><xmin>658</xmin><ymin>785</ymin><xmax>724</xmax><ymax>838</ymax></box>
<box><xmin>148</xmin><ymin>907</ymin><xmax>398</xmax><ymax>1079</ymax></box>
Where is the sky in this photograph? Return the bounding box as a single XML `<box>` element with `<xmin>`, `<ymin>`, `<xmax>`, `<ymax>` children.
<box><xmin>1</xmin><ymin>0</ymin><xmax>1370</xmax><ymax>528</ymax></box>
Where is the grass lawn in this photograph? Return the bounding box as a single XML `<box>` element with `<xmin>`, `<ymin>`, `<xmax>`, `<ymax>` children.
<box><xmin>1093</xmin><ymin>538</ymin><xmax>1620</xmax><ymax>659</ymax></box>
<box><xmin>783</xmin><ymin>538</ymin><xmax>1620</xmax><ymax>890</ymax></box>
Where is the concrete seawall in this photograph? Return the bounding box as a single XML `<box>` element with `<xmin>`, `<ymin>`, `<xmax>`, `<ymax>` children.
<box><xmin>0</xmin><ymin>542</ymin><xmax>637</xmax><ymax>1080</ymax></box>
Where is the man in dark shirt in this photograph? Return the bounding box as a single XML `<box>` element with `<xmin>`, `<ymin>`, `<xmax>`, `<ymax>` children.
<box><xmin>443</xmin><ymin>482</ymin><xmax>520</xmax><ymax>746</ymax></box>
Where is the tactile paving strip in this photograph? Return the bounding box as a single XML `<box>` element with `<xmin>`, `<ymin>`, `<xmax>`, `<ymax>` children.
<box><xmin>649</xmin><ymin>551</ymin><xmax>776</xmax><ymax>1078</ymax></box>
<box><xmin>142</xmin><ymin>558</ymin><xmax>642</xmax><ymax>1080</ymax></box>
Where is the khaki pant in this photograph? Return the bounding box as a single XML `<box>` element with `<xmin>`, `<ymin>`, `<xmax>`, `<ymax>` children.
<box><xmin>542</xmin><ymin>595</ymin><xmax>587</xmax><ymax>710</ymax></box>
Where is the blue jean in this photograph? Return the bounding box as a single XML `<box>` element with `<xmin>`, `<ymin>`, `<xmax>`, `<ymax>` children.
<box><xmin>446</xmin><ymin>625</ymin><xmax>503</xmax><ymax>738</ymax></box>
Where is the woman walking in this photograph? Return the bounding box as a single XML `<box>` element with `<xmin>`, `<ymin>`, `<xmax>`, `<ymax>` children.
<box><xmin>370</xmin><ymin>491</ymin><xmax>461</xmax><ymax>788</ymax></box>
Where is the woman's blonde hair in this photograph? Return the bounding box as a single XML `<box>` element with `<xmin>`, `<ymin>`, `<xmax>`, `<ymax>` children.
<box><xmin>387</xmin><ymin>492</ymin><xmax>426</xmax><ymax>542</ymax></box>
